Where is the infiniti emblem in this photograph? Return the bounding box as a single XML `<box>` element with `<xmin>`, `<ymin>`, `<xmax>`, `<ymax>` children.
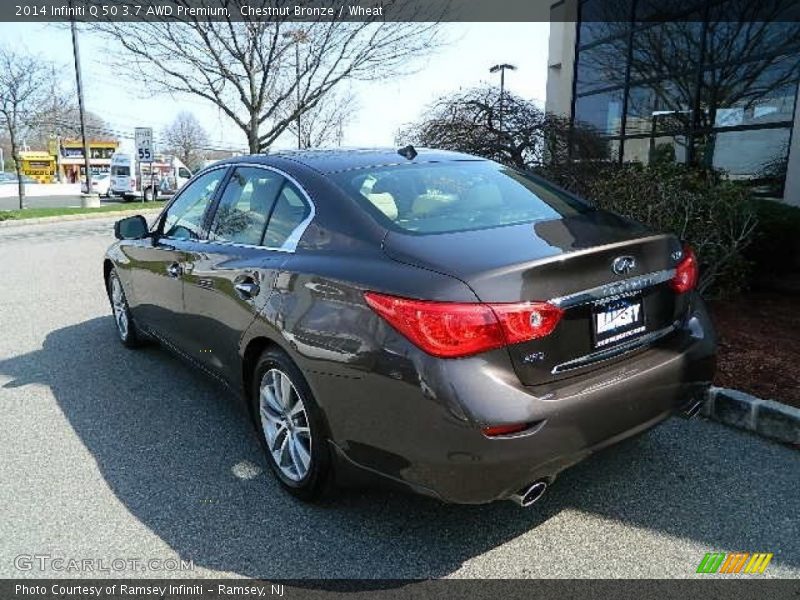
<box><xmin>612</xmin><ymin>255</ymin><xmax>636</xmax><ymax>276</ymax></box>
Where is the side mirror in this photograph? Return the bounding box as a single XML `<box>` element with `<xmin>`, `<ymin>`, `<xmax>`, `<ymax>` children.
<box><xmin>114</xmin><ymin>215</ymin><xmax>149</xmax><ymax>240</ymax></box>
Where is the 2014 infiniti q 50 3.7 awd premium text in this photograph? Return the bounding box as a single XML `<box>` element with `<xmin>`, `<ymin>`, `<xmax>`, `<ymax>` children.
<box><xmin>104</xmin><ymin>148</ymin><xmax>716</xmax><ymax>506</ymax></box>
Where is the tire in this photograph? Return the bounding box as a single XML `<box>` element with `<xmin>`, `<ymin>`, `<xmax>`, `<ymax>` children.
<box><xmin>251</xmin><ymin>348</ymin><xmax>331</xmax><ymax>501</ymax></box>
<box><xmin>107</xmin><ymin>269</ymin><xmax>142</xmax><ymax>348</ymax></box>
<box><xmin>143</xmin><ymin>187</ymin><xmax>155</xmax><ymax>202</ymax></box>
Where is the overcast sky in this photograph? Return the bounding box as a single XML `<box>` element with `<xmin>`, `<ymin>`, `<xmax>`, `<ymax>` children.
<box><xmin>0</xmin><ymin>22</ymin><xmax>550</xmax><ymax>154</ymax></box>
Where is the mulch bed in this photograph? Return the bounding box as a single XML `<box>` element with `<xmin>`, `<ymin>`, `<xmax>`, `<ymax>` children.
<box><xmin>710</xmin><ymin>291</ymin><xmax>800</xmax><ymax>409</ymax></box>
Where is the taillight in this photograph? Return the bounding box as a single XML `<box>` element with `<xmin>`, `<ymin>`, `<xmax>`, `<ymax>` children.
<box><xmin>363</xmin><ymin>292</ymin><xmax>563</xmax><ymax>358</ymax></box>
<box><xmin>671</xmin><ymin>245</ymin><xmax>699</xmax><ymax>294</ymax></box>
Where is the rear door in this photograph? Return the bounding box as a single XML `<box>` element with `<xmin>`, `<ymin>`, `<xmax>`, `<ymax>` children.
<box><xmin>181</xmin><ymin>166</ymin><xmax>312</xmax><ymax>380</ymax></box>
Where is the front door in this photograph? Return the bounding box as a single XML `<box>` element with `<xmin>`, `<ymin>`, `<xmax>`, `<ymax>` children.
<box><xmin>128</xmin><ymin>167</ymin><xmax>228</xmax><ymax>347</ymax></box>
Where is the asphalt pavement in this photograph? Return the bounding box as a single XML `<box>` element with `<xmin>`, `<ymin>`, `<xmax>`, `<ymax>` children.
<box><xmin>0</xmin><ymin>217</ymin><xmax>798</xmax><ymax>579</ymax></box>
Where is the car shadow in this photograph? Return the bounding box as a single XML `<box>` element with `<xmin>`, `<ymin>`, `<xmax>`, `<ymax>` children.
<box><xmin>1</xmin><ymin>317</ymin><xmax>798</xmax><ymax>578</ymax></box>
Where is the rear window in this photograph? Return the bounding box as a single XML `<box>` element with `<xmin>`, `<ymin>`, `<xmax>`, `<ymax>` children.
<box><xmin>111</xmin><ymin>166</ymin><xmax>130</xmax><ymax>176</ymax></box>
<box><xmin>330</xmin><ymin>161</ymin><xmax>589</xmax><ymax>235</ymax></box>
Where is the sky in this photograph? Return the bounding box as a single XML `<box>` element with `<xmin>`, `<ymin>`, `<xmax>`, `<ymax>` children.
<box><xmin>0</xmin><ymin>22</ymin><xmax>550</xmax><ymax>154</ymax></box>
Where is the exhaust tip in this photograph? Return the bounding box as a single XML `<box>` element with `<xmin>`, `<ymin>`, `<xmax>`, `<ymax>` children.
<box><xmin>683</xmin><ymin>400</ymin><xmax>704</xmax><ymax>418</ymax></box>
<box><xmin>510</xmin><ymin>480</ymin><xmax>547</xmax><ymax>508</ymax></box>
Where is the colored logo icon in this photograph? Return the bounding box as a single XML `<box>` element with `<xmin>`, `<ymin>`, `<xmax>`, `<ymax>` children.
<box><xmin>697</xmin><ymin>552</ymin><xmax>773</xmax><ymax>574</ymax></box>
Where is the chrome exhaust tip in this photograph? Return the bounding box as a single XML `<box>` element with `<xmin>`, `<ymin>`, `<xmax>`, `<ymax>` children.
<box><xmin>510</xmin><ymin>480</ymin><xmax>548</xmax><ymax>508</ymax></box>
<box><xmin>682</xmin><ymin>400</ymin><xmax>704</xmax><ymax>418</ymax></box>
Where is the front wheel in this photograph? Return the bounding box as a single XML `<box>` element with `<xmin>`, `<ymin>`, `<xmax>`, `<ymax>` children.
<box><xmin>252</xmin><ymin>348</ymin><xmax>331</xmax><ymax>501</ymax></box>
<box><xmin>107</xmin><ymin>269</ymin><xmax>141</xmax><ymax>348</ymax></box>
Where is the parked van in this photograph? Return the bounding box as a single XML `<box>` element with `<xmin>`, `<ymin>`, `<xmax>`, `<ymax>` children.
<box><xmin>109</xmin><ymin>153</ymin><xmax>193</xmax><ymax>201</ymax></box>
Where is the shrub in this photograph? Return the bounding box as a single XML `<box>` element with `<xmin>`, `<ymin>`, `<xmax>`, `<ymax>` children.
<box><xmin>539</xmin><ymin>162</ymin><xmax>758</xmax><ymax>297</ymax></box>
<box><xmin>745</xmin><ymin>199</ymin><xmax>800</xmax><ymax>279</ymax></box>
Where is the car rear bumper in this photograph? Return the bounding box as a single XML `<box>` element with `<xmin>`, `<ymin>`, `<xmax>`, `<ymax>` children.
<box><xmin>307</xmin><ymin>294</ymin><xmax>716</xmax><ymax>504</ymax></box>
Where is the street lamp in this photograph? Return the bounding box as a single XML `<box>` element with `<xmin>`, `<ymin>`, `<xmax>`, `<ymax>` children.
<box><xmin>282</xmin><ymin>28</ymin><xmax>309</xmax><ymax>150</ymax></box>
<box><xmin>489</xmin><ymin>63</ymin><xmax>517</xmax><ymax>133</ymax></box>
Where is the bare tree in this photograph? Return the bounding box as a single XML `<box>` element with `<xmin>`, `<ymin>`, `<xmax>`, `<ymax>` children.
<box><xmin>92</xmin><ymin>1</ymin><xmax>443</xmax><ymax>154</ymax></box>
<box><xmin>0</xmin><ymin>46</ymin><xmax>57</xmax><ymax>208</ymax></box>
<box><xmin>398</xmin><ymin>85</ymin><xmax>607</xmax><ymax>170</ymax></box>
<box><xmin>285</xmin><ymin>88</ymin><xmax>357</xmax><ymax>148</ymax></box>
<box><xmin>162</xmin><ymin>111</ymin><xmax>210</xmax><ymax>169</ymax></box>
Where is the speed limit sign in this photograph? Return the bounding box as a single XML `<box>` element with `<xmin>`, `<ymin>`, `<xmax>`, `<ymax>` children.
<box><xmin>134</xmin><ymin>127</ymin><xmax>154</xmax><ymax>163</ymax></box>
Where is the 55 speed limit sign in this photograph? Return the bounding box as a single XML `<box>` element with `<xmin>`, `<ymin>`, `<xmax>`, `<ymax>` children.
<box><xmin>134</xmin><ymin>127</ymin><xmax>154</xmax><ymax>163</ymax></box>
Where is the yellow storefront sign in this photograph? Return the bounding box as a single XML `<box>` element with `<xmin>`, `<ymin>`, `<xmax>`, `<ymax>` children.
<box><xmin>19</xmin><ymin>151</ymin><xmax>56</xmax><ymax>183</ymax></box>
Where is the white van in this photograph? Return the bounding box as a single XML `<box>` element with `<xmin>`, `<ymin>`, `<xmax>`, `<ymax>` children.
<box><xmin>109</xmin><ymin>153</ymin><xmax>193</xmax><ymax>201</ymax></box>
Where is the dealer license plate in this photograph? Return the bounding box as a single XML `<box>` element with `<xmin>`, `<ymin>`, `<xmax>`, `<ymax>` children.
<box><xmin>593</xmin><ymin>294</ymin><xmax>645</xmax><ymax>348</ymax></box>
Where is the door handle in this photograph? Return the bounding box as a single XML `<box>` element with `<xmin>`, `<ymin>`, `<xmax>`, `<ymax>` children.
<box><xmin>167</xmin><ymin>262</ymin><xmax>182</xmax><ymax>278</ymax></box>
<box><xmin>234</xmin><ymin>280</ymin><xmax>260</xmax><ymax>299</ymax></box>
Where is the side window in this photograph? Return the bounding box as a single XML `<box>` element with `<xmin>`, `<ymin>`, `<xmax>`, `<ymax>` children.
<box><xmin>162</xmin><ymin>169</ymin><xmax>225</xmax><ymax>240</ymax></box>
<box><xmin>263</xmin><ymin>181</ymin><xmax>312</xmax><ymax>249</ymax></box>
<box><xmin>209</xmin><ymin>167</ymin><xmax>283</xmax><ymax>245</ymax></box>
<box><xmin>178</xmin><ymin>167</ymin><xmax>192</xmax><ymax>179</ymax></box>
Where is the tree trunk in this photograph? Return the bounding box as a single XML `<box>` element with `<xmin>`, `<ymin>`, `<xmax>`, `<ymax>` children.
<box><xmin>8</xmin><ymin>127</ymin><xmax>23</xmax><ymax>210</ymax></box>
<box><xmin>248</xmin><ymin>114</ymin><xmax>259</xmax><ymax>155</ymax></box>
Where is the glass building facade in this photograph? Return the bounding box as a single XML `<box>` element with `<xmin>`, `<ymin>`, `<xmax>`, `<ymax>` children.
<box><xmin>569</xmin><ymin>0</ymin><xmax>800</xmax><ymax>196</ymax></box>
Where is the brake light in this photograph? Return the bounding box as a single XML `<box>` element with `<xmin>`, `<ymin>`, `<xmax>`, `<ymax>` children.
<box><xmin>671</xmin><ymin>245</ymin><xmax>699</xmax><ymax>294</ymax></box>
<box><xmin>363</xmin><ymin>292</ymin><xmax>563</xmax><ymax>358</ymax></box>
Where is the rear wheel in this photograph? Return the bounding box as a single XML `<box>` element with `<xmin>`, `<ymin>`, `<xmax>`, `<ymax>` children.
<box><xmin>252</xmin><ymin>348</ymin><xmax>331</xmax><ymax>501</ymax></box>
<box><xmin>143</xmin><ymin>187</ymin><xmax>155</xmax><ymax>202</ymax></box>
<box><xmin>107</xmin><ymin>269</ymin><xmax>141</xmax><ymax>348</ymax></box>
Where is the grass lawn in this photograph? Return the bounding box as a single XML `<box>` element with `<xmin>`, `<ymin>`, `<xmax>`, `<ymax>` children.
<box><xmin>0</xmin><ymin>201</ymin><xmax>166</xmax><ymax>222</ymax></box>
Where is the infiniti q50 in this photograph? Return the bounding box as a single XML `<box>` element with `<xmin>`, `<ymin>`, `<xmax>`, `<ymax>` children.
<box><xmin>104</xmin><ymin>148</ymin><xmax>715</xmax><ymax>506</ymax></box>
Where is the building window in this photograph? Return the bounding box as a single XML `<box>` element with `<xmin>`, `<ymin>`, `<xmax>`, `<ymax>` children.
<box><xmin>575</xmin><ymin>39</ymin><xmax>629</xmax><ymax>93</ymax></box>
<box><xmin>698</xmin><ymin>127</ymin><xmax>791</xmax><ymax>194</ymax></box>
<box><xmin>570</xmin><ymin>0</ymin><xmax>800</xmax><ymax>198</ymax></box>
<box><xmin>574</xmin><ymin>90</ymin><xmax>625</xmax><ymax>135</ymax></box>
<box><xmin>625</xmin><ymin>83</ymin><xmax>694</xmax><ymax>135</ymax></box>
<box><xmin>629</xmin><ymin>20</ymin><xmax>704</xmax><ymax>83</ymax></box>
<box><xmin>623</xmin><ymin>134</ymin><xmax>689</xmax><ymax>165</ymax></box>
<box><xmin>700</xmin><ymin>55</ymin><xmax>800</xmax><ymax>129</ymax></box>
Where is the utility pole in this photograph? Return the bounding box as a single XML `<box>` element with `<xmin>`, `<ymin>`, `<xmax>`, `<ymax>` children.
<box><xmin>69</xmin><ymin>0</ymin><xmax>92</xmax><ymax>194</ymax></box>
<box><xmin>283</xmin><ymin>29</ymin><xmax>308</xmax><ymax>150</ymax></box>
<box><xmin>489</xmin><ymin>63</ymin><xmax>517</xmax><ymax>133</ymax></box>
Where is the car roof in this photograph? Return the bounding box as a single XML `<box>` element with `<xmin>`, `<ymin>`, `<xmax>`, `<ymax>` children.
<box><xmin>215</xmin><ymin>147</ymin><xmax>486</xmax><ymax>175</ymax></box>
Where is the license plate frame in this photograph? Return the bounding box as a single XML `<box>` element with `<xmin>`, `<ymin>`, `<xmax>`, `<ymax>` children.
<box><xmin>592</xmin><ymin>293</ymin><xmax>646</xmax><ymax>349</ymax></box>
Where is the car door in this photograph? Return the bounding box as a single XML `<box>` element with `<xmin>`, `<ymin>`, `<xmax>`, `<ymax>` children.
<box><xmin>125</xmin><ymin>167</ymin><xmax>227</xmax><ymax>347</ymax></box>
<box><xmin>181</xmin><ymin>166</ymin><xmax>313</xmax><ymax>382</ymax></box>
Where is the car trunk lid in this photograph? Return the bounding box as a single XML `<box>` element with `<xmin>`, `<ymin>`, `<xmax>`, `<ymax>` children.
<box><xmin>382</xmin><ymin>211</ymin><xmax>686</xmax><ymax>385</ymax></box>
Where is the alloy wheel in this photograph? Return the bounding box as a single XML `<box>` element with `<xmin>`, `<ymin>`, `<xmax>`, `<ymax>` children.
<box><xmin>259</xmin><ymin>368</ymin><xmax>312</xmax><ymax>482</ymax></box>
<box><xmin>110</xmin><ymin>275</ymin><xmax>129</xmax><ymax>340</ymax></box>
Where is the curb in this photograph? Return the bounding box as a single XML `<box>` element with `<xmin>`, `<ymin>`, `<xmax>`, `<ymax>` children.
<box><xmin>0</xmin><ymin>208</ymin><xmax>162</xmax><ymax>229</ymax></box>
<box><xmin>703</xmin><ymin>387</ymin><xmax>800</xmax><ymax>447</ymax></box>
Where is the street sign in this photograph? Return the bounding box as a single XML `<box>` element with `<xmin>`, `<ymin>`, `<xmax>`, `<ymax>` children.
<box><xmin>134</xmin><ymin>127</ymin><xmax>154</xmax><ymax>163</ymax></box>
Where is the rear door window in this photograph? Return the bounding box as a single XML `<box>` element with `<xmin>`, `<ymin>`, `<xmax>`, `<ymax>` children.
<box><xmin>209</xmin><ymin>167</ymin><xmax>283</xmax><ymax>245</ymax></box>
<box><xmin>263</xmin><ymin>181</ymin><xmax>312</xmax><ymax>249</ymax></box>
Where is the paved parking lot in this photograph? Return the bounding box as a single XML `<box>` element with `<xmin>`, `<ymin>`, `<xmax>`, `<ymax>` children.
<box><xmin>0</xmin><ymin>217</ymin><xmax>798</xmax><ymax>579</ymax></box>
